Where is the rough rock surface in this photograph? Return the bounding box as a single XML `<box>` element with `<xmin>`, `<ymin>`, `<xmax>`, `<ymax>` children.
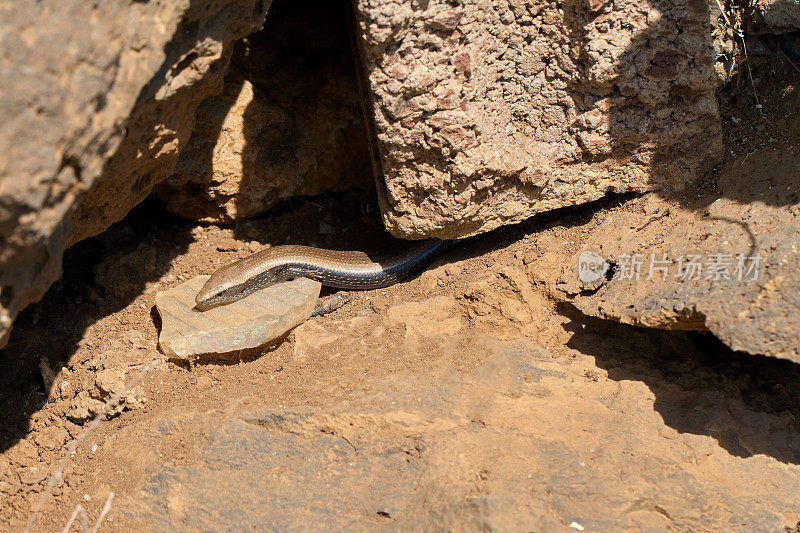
<box><xmin>353</xmin><ymin>0</ymin><xmax>722</xmax><ymax>239</ymax></box>
<box><xmin>530</xmin><ymin>149</ymin><xmax>800</xmax><ymax>362</ymax></box>
<box><xmin>750</xmin><ymin>0</ymin><xmax>800</xmax><ymax>32</ymax></box>
<box><xmin>159</xmin><ymin>0</ymin><xmax>374</xmax><ymax>223</ymax></box>
<box><xmin>115</xmin><ymin>383</ymin><xmax>799</xmax><ymax>530</ymax></box>
<box><xmin>0</xmin><ymin>0</ymin><xmax>270</xmax><ymax>348</ymax></box>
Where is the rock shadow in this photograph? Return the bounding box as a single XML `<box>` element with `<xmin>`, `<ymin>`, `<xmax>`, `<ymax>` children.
<box><xmin>236</xmin><ymin>0</ymin><xmax>373</xmax><ymax>231</ymax></box>
<box><xmin>562</xmin><ymin>307</ymin><xmax>800</xmax><ymax>465</ymax></box>
<box><xmin>0</xmin><ymin>0</ymin><xmax>238</xmax><ymax>453</ymax></box>
<box><xmin>163</xmin><ymin>0</ymin><xmax>379</xmax><ymax>251</ymax></box>
<box><xmin>0</xmin><ymin>196</ymin><xmax>193</xmax><ymax>454</ymax></box>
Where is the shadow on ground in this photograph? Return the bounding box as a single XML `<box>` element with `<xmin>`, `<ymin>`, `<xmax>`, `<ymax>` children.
<box><xmin>562</xmin><ymin>305</ymin><xmax>800</xmax><ymax>465</ymax></box>
<box><xmin>0</xmin><ymin>197</ymin><xmax>194</xmax><ymax>454</ymax></box>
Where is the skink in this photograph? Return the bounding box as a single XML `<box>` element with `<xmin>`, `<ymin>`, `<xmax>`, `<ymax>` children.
<box><xmin>195</xmin><ymin>239</ymin><xmax>453</xmax><ymax>309</ymax></box>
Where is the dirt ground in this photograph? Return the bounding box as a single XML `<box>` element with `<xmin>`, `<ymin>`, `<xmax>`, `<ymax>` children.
<box><xmin>2</xmin><ymin>33</ymin><xmax>800</xmax><ymax>533</ymax></box>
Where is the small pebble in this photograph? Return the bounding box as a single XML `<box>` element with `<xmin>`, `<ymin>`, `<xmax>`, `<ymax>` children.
<box><xmin>311</xmin><ymin>292</ymin><xmax>351</xmax><ymax>317</ymax></box>
<box><xmin>196</xmin><ymin>375</ymin><xmax>213</xmax><ymax>389</ymax></box>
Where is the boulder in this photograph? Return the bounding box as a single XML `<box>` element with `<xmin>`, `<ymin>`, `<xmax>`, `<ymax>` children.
<box><xmin>352</xmin><ymin>0</ymin><xmax>722</xmax><ymax>239</ymax></box>
<box><xmin>533</xmin><ymin>149</ymin><xmax>800</xmax><ymax>363</ymax></box>
<box><xmin>0</xmin><ymin>0</ymin><xmax>271</xmax><ymax>347</ymax></box>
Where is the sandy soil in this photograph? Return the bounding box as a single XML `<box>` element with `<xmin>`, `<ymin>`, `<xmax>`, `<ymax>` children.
<box><xmin>1</xmin><ymin>31</ymin><xmax>799</xmax><ymax>533</ymax></box>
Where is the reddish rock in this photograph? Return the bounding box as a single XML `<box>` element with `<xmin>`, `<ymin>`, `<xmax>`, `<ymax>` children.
<box><xmin>353</xmin><ymin>0</ymin><xmax>722</xmax><ymax>239</ymax></box>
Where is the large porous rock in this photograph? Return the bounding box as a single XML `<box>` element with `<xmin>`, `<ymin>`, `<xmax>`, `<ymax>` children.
<box><xmin>0</xmin><ymin>0</ymin><xmax>270</xmax><ymax>347</ymax></box>
<box><xmin>353</xmin><ymin>0</ymin><xmax>722</xmax><ymax>239</ymax></box>
<box><xmin>159</xmin><ymin>0</ymin><xmax>373</xmax><ymax>223</ymax></box>
<box><xmin>531</xmin><ymin>149</ymin><xmax>800</xmax><ymax>363</ymax></box>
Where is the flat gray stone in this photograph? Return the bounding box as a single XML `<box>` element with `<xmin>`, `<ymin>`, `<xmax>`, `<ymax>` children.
<box><xmin>155</xmin><ymin>276</ymin><xmax>321</xmax><ymax>359</ymax></box>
